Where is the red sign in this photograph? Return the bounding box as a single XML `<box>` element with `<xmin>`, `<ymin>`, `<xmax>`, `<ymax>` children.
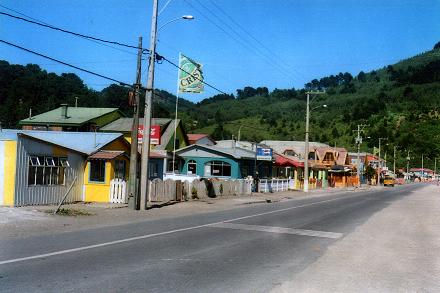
<box><xmin>150</xmin><ymin>125</ymin><xmax>160</xmax><ymax>145</ymax></box>
<box><xmin>137</xmin><ymin>125</ymin><xmax>160</xmax><ymax>145</ymax></box>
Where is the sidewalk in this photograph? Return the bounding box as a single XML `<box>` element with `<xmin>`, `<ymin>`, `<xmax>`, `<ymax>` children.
<box><xmin>0</xmin><ymin>184</ymin><xmax>384</xmax><ymax>240</ymax></box>
<box><xmin>273</xmin><ymin>183</ymin><xmax>440</xmax><ymax>292</ymax></box>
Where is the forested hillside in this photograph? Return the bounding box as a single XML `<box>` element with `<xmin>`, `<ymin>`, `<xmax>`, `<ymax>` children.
<box><xmin>2</xmin><ymin>43</ymin><xmax>440</xmax><ymax>168</ymax></box>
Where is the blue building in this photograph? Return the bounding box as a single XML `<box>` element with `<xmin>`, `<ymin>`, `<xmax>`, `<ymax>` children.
<box><xmin>175</xmin><ymin>144</ymin><xmax>272</xmax><ymax>179</ymax></box>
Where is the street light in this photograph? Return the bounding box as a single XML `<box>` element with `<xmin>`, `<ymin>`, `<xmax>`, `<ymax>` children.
<box><xmin>158</xmin><ymin>15</ymin><xmax>194</xmax><ymax>32</ymax></box>
<box><xmin>139</xmin><ymin>1</ymin><xmax>194</xmax><ymax>210</ymax></box>
<box><xmin>304</xmin><ymin>91</ymin><xmax>326</xmax><ymax>192</ymax></box>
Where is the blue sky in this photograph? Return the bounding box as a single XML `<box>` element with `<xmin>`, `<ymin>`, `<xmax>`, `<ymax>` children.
<box><xmin>1</xmin><ymin>0</ymin><xmax>439</xmax><ymax>102</ymax></box>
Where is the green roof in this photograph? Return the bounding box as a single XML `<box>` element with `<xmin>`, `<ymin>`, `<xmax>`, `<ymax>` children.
<box><xmin>100</xmin><ymin>118</ymin><xmax>173</xmax><ymax>132</ymax></box>
<box><xmin>19</xmin><ymin>106</ymin><xmax>120</xmax><ymax>126</ymax></box>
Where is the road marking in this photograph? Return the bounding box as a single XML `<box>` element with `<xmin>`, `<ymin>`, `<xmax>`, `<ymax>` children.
<box><xmin>210</xmin><ymin>222</ymin><xmax>343</xmax><ymax>239</ymax></box>
<box><xmin>0</xmin><ymin>194</ymin><xmax>363</xmax><ymax>265</ymax></box>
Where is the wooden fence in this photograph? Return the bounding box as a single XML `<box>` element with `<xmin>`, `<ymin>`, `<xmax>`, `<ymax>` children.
<box><xmin>110</xmin><ymin>178</ymin><xmax>127</xmax><ymax>203</ymax></box>
<box><xmin>148</xmin><ymin>178</ymin><xmax>253</xmax><ymax>202</ymax></box>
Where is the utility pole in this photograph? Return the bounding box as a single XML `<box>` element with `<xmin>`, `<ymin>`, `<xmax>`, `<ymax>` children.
<box><xmin>377</xmin><ymin>137</ymin><xmax>387</xmax><ymax>186</ymax></box>
<box><xmin>304</xmin><ymin>92</ymin><xmax>310</xmax><ymax>193</ymax></box>
<box><xmin>304</xmin><ymin>91</ymin><xmax>325</xmax><ymax>192</ymax></box>
<box><xmin>421</xmin><ymin>154</ymin><xmax>424</xmax><ymax>181</ymax></box>
<box><xmin>354</xmin><ymin>124</ymin><xmax>368</xmax><ymax>186</ymax></box>
<box><xmin>434</xmin><ymin>157</ymin><xmax>437</xmax><ymax>182</ymax></box>
<box><xmin>128</xmin><ymin>36</ymin><xmax>143</xmax><ymax>210</ymax></box>
<box><xmin>75</xmin><ymin>97</ymin><xmax>79</xmax><ymax>108</ymax></box>
<box><xmin>140</xmin><ymin>0</ymin><xmax>158</xmax><ymax>210</ymax></box>
<box><xmin>393</xmin><ymin>145</ymin><xmax>397</xmax><ymax>175</ymax></box>
<box><xmin>406</xmin><ymin>150</ymin><xmax>410</xmax><ymax>181</ymax></box>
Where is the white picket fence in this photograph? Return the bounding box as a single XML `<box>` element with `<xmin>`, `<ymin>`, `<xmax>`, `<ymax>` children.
<box><xmin>258</xmin><ymin>179</ymin><xmax>293</xmax><ymax>193</ymax></box>
<box><xmin>110</xmin><ymin>178</ymin><xmax>127</xmax><ymax>203</ymax></box>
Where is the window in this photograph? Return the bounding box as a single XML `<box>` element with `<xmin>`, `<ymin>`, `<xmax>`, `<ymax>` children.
<box><xmin>89</xmin><ymin>160</ymin><xmax>106</xmax><ymax>182</ymax></box>
<box><xmin>114</xmin><ymin>160</ymin><xmax>126</xmax><ymax>180</ymax></box>
<box><xmin>149</xmin><ymin>162</ymin><xmax>159</xmax><ymax>178</ymax></box>
<box><xmin>205</xmin><ymin>161</ymin><xmax>231</xmax><ymax>177</ymax></box>
<box><xmin>167</xmin><ymin>159</ymin><xmax>179</xmax><ymax>173</ymax></box>
<box><xmin>323</xmin><ymin>153</ymin><xmax>334</xmax><ymax>161</ymax></box>
<box><xmin>240</xmin><ymin>164</ymin><xmax>249</xmax><ymax>177</ymax></box>
<box><xmin>28</xmin><ymin>155</ymin><xmax>68</xmax><ymax>186</ymax></box>
<box><xmin>283</xmin><ymin>149</ymin><xmax>296</xmax><ymax>156</ymax></box>
<box><xmin>308</xmin><ymin>151</ymin><xmax>316</xmax><ymax>160</ymax></box>
<box><xmin>187</xmin><ymin>160</ymin><xmax>197</xmax><ymax>174</ymax></box>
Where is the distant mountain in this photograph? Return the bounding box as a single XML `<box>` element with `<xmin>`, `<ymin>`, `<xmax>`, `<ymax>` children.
<box><xmin>179</xmin><ymin>44</ymin><xmax>440</xmax><ymax>170</ymax></box>
<box><xmin>2</xmin><ymin>43</ymin><xmax>440</xmax><ymax>169</ymax></box>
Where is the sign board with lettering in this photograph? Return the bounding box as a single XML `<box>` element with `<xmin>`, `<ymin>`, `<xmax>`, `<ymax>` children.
<box><xmin>138</xmin><ymin>125</ymin><xmax>161</xmax><ymax>145</ymax></box>
<box><xmin>256</xmin><ymin>147</ymin><xmax>273</xmax><ymax>161</ymax></box>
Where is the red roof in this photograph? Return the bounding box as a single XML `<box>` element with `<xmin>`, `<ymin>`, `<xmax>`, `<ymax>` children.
<box><xmin>149</xmin><ymin>151</ymin><xmax>167</xmax><ymax>159</ymax></box>
<box><xmin>410</xmin><ymin>168</ymin><xmax>433</xmax><ymax>173</ymax></box>
<box><xmin>187</xmin><ymin>133</ymin><xmax>209</xmax><ymax>144</ymax></box>
<box><xmin>274</xmin><ymin>153</ymin><xmax>304</xmax><ymax>167</ymax></box>
<box><xmin>88</xmin><ymin>151</ymin><xmax>125</xmax><ymax>160</ymax></box>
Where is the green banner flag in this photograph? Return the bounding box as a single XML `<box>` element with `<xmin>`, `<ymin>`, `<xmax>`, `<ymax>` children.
<box><xmin>178</xmin><ymin>53</ymin><xmax>204</xmax><ymax>93</ymax></box>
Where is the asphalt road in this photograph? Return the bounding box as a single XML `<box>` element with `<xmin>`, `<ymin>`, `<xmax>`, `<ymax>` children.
<box><xmin>0</xmin><ymin>184</ymin><xmax>426</xmax><ymax>292</ymax></box>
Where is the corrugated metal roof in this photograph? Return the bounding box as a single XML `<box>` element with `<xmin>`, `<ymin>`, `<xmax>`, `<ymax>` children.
<box><xmin>100</xmin><ymin>117</ymin><xmax>172</xmax><ymax>132</ymax></box>
<box><xmin>19</xmin><ymin>107</ymin><xmax>119</xmax><ymax>126</ymax></box>
<box><xmin>0</xmin><ymin>129</ymin><xmax>122</xmax><ymax>155</ymax></box>
<box><xmin>176</xmin><ymin>144</ymin><xmax>256</xmax><ymax>159</ymax></box>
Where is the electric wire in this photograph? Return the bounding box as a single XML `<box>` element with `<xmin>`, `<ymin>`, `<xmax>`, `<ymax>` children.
<box><xmin>0</xmin><ymin>11</ymin><xmax>149</xmax><ymax>53</ymax></box>
<box><xmin>0</xmin><ymin>5</ymin><xmax>138</xmax><ymax>56</ymax></box>
<box><xmin>207</xmin><ymin>0</ymin><xmax>306</xmax><ymax>80</ymax></box>
<box><xmin>0</xmin><ymin>39</ymin><xmax>133</xmax><ymax>88</ymax></box>
<box><xmin>185</xmin><ymin>0</ymin><xmax>301</xmax><ymax>82</ymax></box>
<box><xmin>158</xmin><ymin>54</ymin><xmax>228</xmax><ymax>95</ymax></box>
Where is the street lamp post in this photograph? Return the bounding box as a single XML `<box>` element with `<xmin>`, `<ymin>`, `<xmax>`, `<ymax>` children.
<box><xmin>139</xmin><ymin>0</ymin><xmax>194</xmax><ymax>210</ymax></box>
<box><xmin>355</xmin><ymin>125</ymin><xmax>368</xmax><ymax>186</ymax></box>
<box><xmin>304</xmin><ymin>91</ymin><xmax>326</xmax><ymax>192</ymax></box>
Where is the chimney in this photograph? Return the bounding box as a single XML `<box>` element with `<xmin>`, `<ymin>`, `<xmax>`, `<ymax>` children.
<box><xmin>60</xmin><ymin>104</ymin><xmax>68</xmax><ymax>118</ymax></box>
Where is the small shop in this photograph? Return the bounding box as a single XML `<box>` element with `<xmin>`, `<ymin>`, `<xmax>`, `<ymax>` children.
<box><xmin>0</xmin><ymin>130</ymin><xmax>130</xmax><ymax>206</ymax></box>
<box><xmin>175</xmin><ymin>144</ymin><xmax>272</xmax><ymax>179</ymax></box>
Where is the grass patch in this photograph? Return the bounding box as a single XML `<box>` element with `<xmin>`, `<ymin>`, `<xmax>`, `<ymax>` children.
<box><xmin>46</xmin><ymin>208</ymin><xmax>94</xmax><ymax>216</ymax></box>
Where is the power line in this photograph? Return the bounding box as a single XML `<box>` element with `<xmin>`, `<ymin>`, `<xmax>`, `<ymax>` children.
<box><xmin>207</xmin><ymin>0</ymin><xmax>305</xmax><ymax>80</ymax></box>
<box><xmin>157</xmin><ymin>54</ymin><xmax>228</xmax><ymax>95</ymax></box>
<box><xmin>0</xmin><ymin>11</ymin><xmax>149</xmax><ymax>53</ymax></box>
<box><xmin>185</xmin><ymin>0</ymin><xmax>302</xmax><ymax>82</ymax></box>
<box><xmin>0</xmin><ymin>39</ymin><xmax>133</xmax><ymax>88</ymax></box>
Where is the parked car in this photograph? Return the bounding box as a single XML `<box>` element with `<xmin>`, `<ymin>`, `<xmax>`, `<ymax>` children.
<box><xmin>384</xmin><ymin>176</ymin><xmax>395</xmax><ymax>187</ymax></box>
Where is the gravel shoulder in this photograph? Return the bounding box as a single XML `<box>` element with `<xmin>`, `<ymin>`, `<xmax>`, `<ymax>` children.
<box><xmin>273</xmin><ymin>184</ymin><xmax>440</xmax><ymax>293</ymax></box>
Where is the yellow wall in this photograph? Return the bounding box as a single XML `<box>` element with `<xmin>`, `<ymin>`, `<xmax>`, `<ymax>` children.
<box><xmin>4</xmin><ymin>141</ymin><xmax>17</xmax><ymax>206</ymax></box>
<box><xmin>124</xmin><ymin>133</ymin><xmax>131</xmax><ymax>144</ymax></box>
<box><xmin>52</xmin><ymin>145</ymin><xmax>68</xmax><ymax>156</ymax></box>
<box><xmin>103</xmin><ymin>138</ymin><xmax>130</xmax><ymax>152</ymax></box>
<box><xmin>83</xmin><ymin>160</ymin><xmax>112</xmax><ymax>202</ymax></box>
<box><xmin>83</xmin><ymin>156</ymin><xmax>130</xmax><ymax>203</ymax></box>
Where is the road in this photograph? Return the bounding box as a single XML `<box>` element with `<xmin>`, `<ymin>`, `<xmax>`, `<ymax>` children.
<box><xmin>0</xmin><ymin>184</ymin><xmax>438</xmax><ymax>292</ymax></box>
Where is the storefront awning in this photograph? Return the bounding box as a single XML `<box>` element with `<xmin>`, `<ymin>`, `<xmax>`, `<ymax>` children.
<box><xmin>328</xmin><ymin>165</ymin><xmax>352</xmax><ymax>173</ymax></box>
<box><xmin>88</xmin><ymin>150</ymin><xmax>125</xmax><ymax>160</ymax></box>
<box><xmin>274</xmin><ymin>154</ymin><xmax>304</xmax><ymax>167</ymax></box>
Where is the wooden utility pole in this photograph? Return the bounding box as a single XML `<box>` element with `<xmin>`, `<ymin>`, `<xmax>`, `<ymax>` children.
<box><xmin>393</xmin><ymin>146</ymin><xmax>397</xmax><ymax>175</ymax></box>
<box><xmin>128</xmin><ymin>36</ymin><xmax>143</xmax><ymax>210</ymax></box>
<box><xmin>140</xmin><ymin>0</ymin><xmax>158</xmax><ymax>210</ymax></box>
<box><xmin>354</xmin><ymin>124</ymin><xmax>368</xmax><ymax>186</ymax></box>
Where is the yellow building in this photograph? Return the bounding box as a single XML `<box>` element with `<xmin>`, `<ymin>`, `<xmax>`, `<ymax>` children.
<box><xmin>0</xmin><ymin>130</ymin><xmax>130</xmax><ymax>206</ymax></box>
